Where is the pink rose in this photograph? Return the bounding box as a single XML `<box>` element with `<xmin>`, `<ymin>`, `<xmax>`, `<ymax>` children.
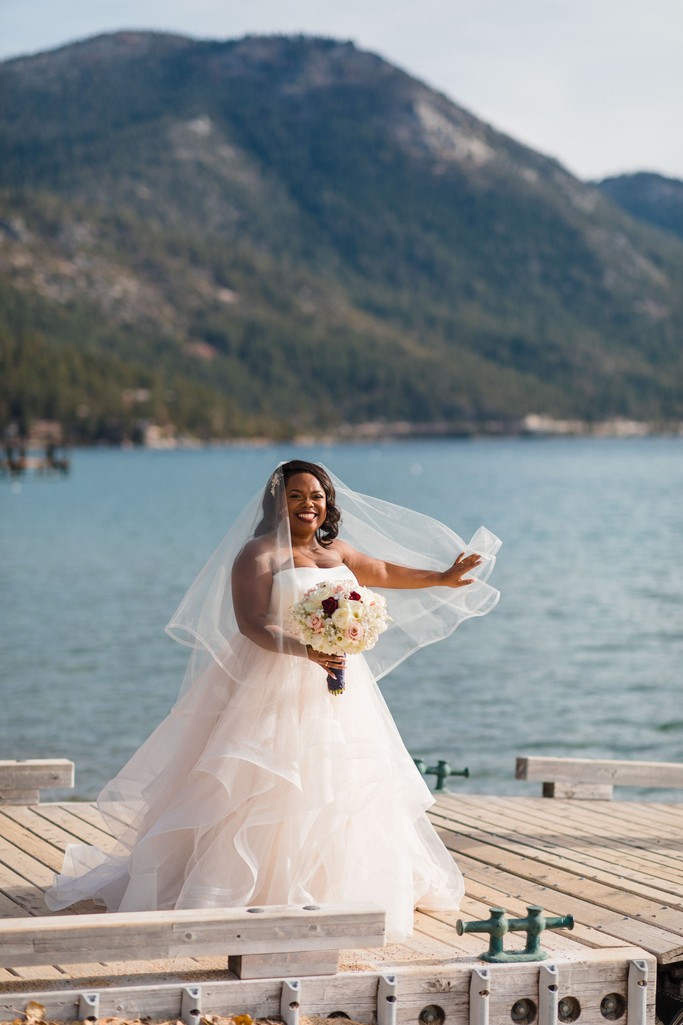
<box><xmin>345</xmin><ymin>623</ymin><xmax>364</xmax><ymax>642</ymax></box>
<box><xmin>307</xmin><ymin>613</ymin><xmax>325</xmax><ymax>633</ymax></box>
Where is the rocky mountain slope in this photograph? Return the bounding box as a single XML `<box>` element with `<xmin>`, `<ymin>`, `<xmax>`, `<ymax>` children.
<box><xmin>1</xmin><ymin>32</ymin><xmax>682</xmax><ymax>440</ymax></box>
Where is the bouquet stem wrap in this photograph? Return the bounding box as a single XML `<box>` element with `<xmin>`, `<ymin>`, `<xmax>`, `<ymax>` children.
<box><xmin>326</xmin><ymin>666</ymin><xmax>345</xmax><ymax>696</ymax></box>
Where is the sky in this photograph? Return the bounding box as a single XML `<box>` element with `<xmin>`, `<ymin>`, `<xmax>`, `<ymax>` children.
<box><xmin>1</xmin><ymin>0</ymin><xmax>682</xmax><ymax>183</ymax></box>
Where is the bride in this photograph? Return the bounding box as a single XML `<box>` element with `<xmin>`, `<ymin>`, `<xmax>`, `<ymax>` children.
<box><xmin>46</xmin><ymin>460</ymin><xmax>500</xmax><ymax>942</ymax></box>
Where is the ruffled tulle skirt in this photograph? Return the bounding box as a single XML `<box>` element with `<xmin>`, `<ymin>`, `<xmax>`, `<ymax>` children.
<box><xmin>45</xmin><ymin>640</ymin><xmax>464</xmax><ymax>942</ymax></box>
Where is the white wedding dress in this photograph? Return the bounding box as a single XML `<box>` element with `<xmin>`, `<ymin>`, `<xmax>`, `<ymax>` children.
<box><xmin>46</xmin><ymin>564</ymin><xmax>464</xmax><ymax>941</ymax></box>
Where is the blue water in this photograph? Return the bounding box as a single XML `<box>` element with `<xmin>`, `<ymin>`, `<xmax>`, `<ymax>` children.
<box><xmin>1</xmin><ymin>438</ymin><xmax>682</xmax><ymax>800</ymax></box>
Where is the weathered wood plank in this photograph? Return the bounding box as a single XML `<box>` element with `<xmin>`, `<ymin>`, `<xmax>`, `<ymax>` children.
<box><xmin>431</xmin><ymin>812</ymin><xmax>683</xmax><ymax>924</ymax></box>
<box><xmin>457</xmin><ymin>847</ymin><xmax>683</xmax><ymax>961</ymax></box>
<box><xmin>58</xmin><ymin>798</ymin><xmax>128</xmax><ymax>831</ymax></box>
<box><xmin>0</xmin><ymin>836</ymin><xmax>60</xmax><ymax>890</ymax></box>
<box><xmin>0</xmin><ymin>893</ymin><xmax>30</xmax><ymax>919</ymax></box>
<box><xmin>0</xmin><ymin>905</ymin><xmax>385</xmax><ymax>969</ymax></box>
<box><xmin>475</xmin><ymin>790</ymin><xmax>683</xmax><ymax>842</ymax></box>
<box><xmin>461</xmin><ymin>876</ymin><xmax>627</xmax><ymax>951</ymax></box>
<box><xmin>52</xmin><ymin>953</ymin><xmax>216</xmax><ymax>982</ymax></box>
<box><xmin>484</xmin><ymin>794</ymin><xmax>683</xmax><ymax>882</ymax></box>
<box><xmin>340</xmin><ymin>913</ymin><xmax>470</xmax><ymax>970</ymax></box>
<box><xmin>0</xmin><ymin>762</ymin><xmax>74</xmax><ymax>805</ymax></box>
<box><xmin>431</xmin><ymin>798</ymin><xmax>683</xmax><ymax>905</ymax></box>
<box><xmin>413</xmin><ymin>903</ymin><xmax>497</xmax><ymax>961</ymax></box>
<box><xmin>32</xmin><ymin>803</ymin><xmax>117</xmax><ymax>849</ymax></box>
<box><xmin>0</xmin><ymin>790</ymin><xmax>41</xmax><ymax>805</ymax></box>
<box><xmin>481</xmin><ymin>790</ymin><xmax>683</xmax><ymax>845</ymax></box>
<box><xmin>0</xmin><ymin>968</ymin><xmax>433</xmax><ymax>1025</ymax></box>
<box><xmin>544</xmin><ymin>781</ymin><xmax>616</xmax><ymax>799</ymax></box>
<box><xmin>2</xmin><ymin>964</ymin><xmax>67</xmax><ymax>983</ymax></box>
<box><xmin>475</xmin><ymin>794</ymin><xmax>683</xmax><ymax>887</ymax></box>
<box><xmin>0</xmin><ymin>885</ymin><xmax>48</xmax><ymax>918</ymax></box>
<box><xmin>0</xmin><ymin>956</ymin><xmax>232</xmax><ymax>993</ymax></box>
<box><xmin>436</xmin><ymin>819</ymin><xmax>683</xmax><ymax>927</ymax></box>
<box><xmin>432</xmin><ymin>822</ymin><xmax>683</xmax><ymax>961</ymax></box>
<box><xmin>228</xmin><ymin>949</ymin><xmax>339</xmax><ymax>979</ymax></box>
<box><xmin>411</xmin><ymin>912</ymin><xmax>476</xmax><ymax>958</ymax></box>
<box><xmin>4</xmin><ymin>804</ymin><xmax>116</xmax><ymax>859</ymax></box>
<box><xmin>571</xmin><ymin>799</ymin><xmax>683</xmax><ymax>847</ymax></box>
<box><xmin>0</xmin><ymin>949</ymin><xmax>657</xmax><ymax>1025</ymax></box>
<box><xmin>0</xmin><ymin>812</ymin><xmax>69</xmax><ymax>874</ymax></box>
<box><xmin>516</xmin><ymin>755</ymin><xmax>683</xmax><ymax>790</ymax></box>
<box><xmin>451</xmin><ymin>798</ymin><xmax>683</xmax><ymax>898</ymax></box>
<box><xmin>0</xmin><ymin>762</ymin><xmax>74</xmax><ymax>789</ymax></box>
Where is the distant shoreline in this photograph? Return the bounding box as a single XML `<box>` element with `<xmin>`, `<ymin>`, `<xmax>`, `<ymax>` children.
<box><xmin>137</xmin><ymin>415</ymin><xmax>683</xmax><ymax>449</ymax></box>
<box><xmin>5</xmin><ymin>414</ymin><xmax>683</xmax><ymax>457</ymax></box>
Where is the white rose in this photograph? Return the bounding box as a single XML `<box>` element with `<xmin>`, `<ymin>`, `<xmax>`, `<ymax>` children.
<box><xmin>332</xmin><ymin>603</ymin><xmax>352</xmax><ymax>628</ymax></box>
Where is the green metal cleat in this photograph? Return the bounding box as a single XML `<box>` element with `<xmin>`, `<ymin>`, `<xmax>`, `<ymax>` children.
<box><xmin>456</xmin><ymin>905</ymin><xmax>574</xmax><ymax>963</ymax></box>
<box><xmin>413</xmin><ymin>758</ymin><xmax>469</xmax><ymax>791</ymax></box>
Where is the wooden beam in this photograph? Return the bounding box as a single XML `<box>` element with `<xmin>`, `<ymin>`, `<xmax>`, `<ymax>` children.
<box><xmin>516</xmin><ymin>755</ymin><xmax>683</xmax><ymax>795</ymax></box>
<box><xmin>228</xmin><ymin>949</ymin><xmax>339</xmax><ymax>979</ymax></box>
<box><xmin>0</xmin><ymin>905</ymin><xmax>385</xmax><ymax>974</ymax></box>
<box><xmin>0</xmin><ymin>949</ymin><xmax>657</xmax><ymax>1025</ymax></box>
<box><xmin>542</xmin><ymin>781</ymin><xmax>615</xmax><ymax>800</ymax></box>
<box><xmin>0</xmin><ymin>760</ymin><xmax>74</xmax><ymax>804</ymax></box>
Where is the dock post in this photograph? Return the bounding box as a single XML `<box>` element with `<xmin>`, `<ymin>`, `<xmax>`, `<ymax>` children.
<box><xmin>469</xmin><ymin>967</ymin><xmax>490</xmax><ymax>1025</ymax></box>
<box><xmin>377</xmin><ymin>973</ymin><xmax>398</xmax><ymax>1025</ymax></box>
<box><xmin>78</xmin><ymin>992</ymin><xmax>99</xmax><ymax>1021</ymax></box>
<box><xmin>281</xmin><ymin>979</ymin><xmax>301</xmax><ymax>1025</ymax></box>
<box><xmin>538</xmin><ymin>963</ymin><xmax>558</xmax><ymax>1025</ymax></box>
<box><xmin>628</xmin><ymin>960</ymin><xmax>649</xmax><ymax>1025</ymax></box>
<box><xmin>181</xmin><ymin>985</ymin><xmax>202</xmax><ymax>1025</ymax></box>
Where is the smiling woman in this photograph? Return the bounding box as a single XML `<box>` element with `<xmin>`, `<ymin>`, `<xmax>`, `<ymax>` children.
<box><xmin>45</xmin><ymin>459</ymin><xmax>501</xmax><ymax>942</ymax></box>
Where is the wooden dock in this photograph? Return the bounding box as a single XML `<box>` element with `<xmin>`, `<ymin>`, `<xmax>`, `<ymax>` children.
<box><xmin>2</xmin><ymin>757</ymin><xmax>683</xmax><ymax>1024</ymax></box>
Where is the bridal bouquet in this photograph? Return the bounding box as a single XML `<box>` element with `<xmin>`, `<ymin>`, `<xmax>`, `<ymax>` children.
<box><xmin>288</xmin><ymin>579</ymin><xmax>390</xmax><ymax>695</ymax></box>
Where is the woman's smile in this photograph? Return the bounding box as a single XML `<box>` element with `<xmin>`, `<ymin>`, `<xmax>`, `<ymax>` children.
<box><xmin>286</xmin><ymin>472</ymin><xmax>327</xmax><ymax>535</ymax></box>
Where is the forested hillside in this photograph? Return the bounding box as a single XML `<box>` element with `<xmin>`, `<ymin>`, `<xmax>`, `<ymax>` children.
<box><xmin>2</xmin><ymin>32</ymin><xmax>682</xmax><ymax>441</ymax></box>
<box><xmin>598</xmin><ymin>172</ymin><xmax>683</xmax><ymax>243</ymax></box>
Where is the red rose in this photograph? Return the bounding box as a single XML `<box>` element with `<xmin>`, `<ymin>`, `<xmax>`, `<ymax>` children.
<box><xmin>349</xmin><ymin>590</ymin><xmax>362</xmax><ymax>601</ymax></box>
<box><xmin>321</xmin><ymin>596</ymin><xmax>339</xmax><ymax>616</ymax></box>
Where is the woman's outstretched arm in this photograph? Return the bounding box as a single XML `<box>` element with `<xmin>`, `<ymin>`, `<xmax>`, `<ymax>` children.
<box><xmin>335</xmin><ymin>540</ymin><xmax>483</xmax><ymax>590</ymax></box>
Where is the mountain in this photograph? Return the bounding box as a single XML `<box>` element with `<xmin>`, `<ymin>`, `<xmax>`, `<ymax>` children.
<box><xmin>1</xmin><ymin>32</ymin><xmax>683</xmax><ymax>442</ymax></box>
<box><xmin>597</xmin><ymin>172</ymin><xmax>683</xmax><ymax>243</ymax></box>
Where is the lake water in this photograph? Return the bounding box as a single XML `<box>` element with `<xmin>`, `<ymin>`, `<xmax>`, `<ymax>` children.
<box><xmin>1</xmin><ymin>438</ymin><xmax>682</xmax><ymax>800</ymax></box>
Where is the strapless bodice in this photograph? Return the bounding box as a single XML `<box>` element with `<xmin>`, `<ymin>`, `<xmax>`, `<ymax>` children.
<box><xmin>269</xmin><ymin>564</ymin><xmax>357</xmax><ymax>616</ymax></box>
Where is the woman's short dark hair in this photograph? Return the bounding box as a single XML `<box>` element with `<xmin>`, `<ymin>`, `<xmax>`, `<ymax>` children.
<box><xmin>255</xmin><ymin>460</ymin><xmax>341</xmax><ymax>545</ymax></box>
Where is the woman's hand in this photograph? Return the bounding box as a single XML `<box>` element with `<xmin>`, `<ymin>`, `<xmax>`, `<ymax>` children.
<box><xmin>441</xmin><ymin>552</ymin><xmax>483</xmax><ymax>588</ymax></box>
<box><xmin>306</xmin><ymin>646</ymin><xmax>347</xmax><ymax>676</ymax></box>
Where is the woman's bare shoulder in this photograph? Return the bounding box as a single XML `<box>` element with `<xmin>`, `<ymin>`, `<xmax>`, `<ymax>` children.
<box><xmin>234</xmin><ymin>533</ymin><xmax>279</xmax><ymax>571</ymax></box>
<box><xmin>331</xmin><ymin>538</ymin><xmax>361</xmax><ymax>563</ymax></box>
